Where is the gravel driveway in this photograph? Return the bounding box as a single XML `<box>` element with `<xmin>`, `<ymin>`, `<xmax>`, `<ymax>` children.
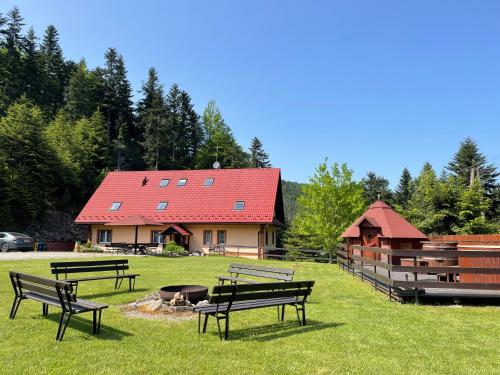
<box><xmin>0</xmin><ymin>251</ymin><xmax>133</xmax><ymax>261</ymax></box>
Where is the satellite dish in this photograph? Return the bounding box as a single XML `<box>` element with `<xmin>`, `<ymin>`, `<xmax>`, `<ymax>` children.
<box><xmin>213</xmin><ymin>161</ymin><xmax>220</xmax><ymax>169</ymax></box>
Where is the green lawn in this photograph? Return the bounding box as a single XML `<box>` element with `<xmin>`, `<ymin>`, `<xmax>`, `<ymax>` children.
<box><xmin>0</xmin><ymin>256</ymin><xmax>498</xmax><ymax>375</ymax></box>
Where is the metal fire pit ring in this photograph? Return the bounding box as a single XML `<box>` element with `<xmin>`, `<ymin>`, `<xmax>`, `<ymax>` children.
<box><xmin>159</xmin><ymin>285</ymin><xmax>208</xmax><ymax>304</ymax></box>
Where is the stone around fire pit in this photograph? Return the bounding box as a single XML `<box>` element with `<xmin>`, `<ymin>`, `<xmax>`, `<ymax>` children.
<box><xmin>125</xmin><ymin>290</ymin><xmax>209</xmax><ymax>321</ymax></box>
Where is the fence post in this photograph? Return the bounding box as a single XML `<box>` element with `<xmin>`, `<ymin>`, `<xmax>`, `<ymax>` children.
<box><xmin>414</xmin><ymin>255</ymin><xmax>419</xmax><ymax>305</ymax></box>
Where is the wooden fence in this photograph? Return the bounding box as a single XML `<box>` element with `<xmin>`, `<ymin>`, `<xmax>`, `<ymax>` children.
<box><xmin>337</xmin><ymin>245</ymin><xmax>500</xmax><ymax>303</ymax></box>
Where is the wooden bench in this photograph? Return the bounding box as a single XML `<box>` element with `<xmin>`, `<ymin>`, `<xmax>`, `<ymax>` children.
<box><xmin>194</xmin><ymin>280</ymin><xmax>315</xmax><ymax>340</ymax></box>
<box><xmin>217</xmin><ymin>263</ymin><xmax>294</xmax><ymax>285</ymax></box>
<box><xmin>9</xmin><ymin>271</ymin><xmax>108</xmax><ymax>341</ymax></box>
<box><xmin>50</xmin><ymin>259</ymin><xmax>139</xmax><ymax>294</ymax></box>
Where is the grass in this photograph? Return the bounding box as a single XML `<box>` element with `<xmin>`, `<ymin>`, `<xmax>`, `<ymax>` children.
<box><xmin>0</xmin><ymin>256</ymin><xmax>499</xmax><ymax>375</ymax></box>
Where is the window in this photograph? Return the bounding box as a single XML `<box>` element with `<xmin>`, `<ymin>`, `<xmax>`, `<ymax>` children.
<box><xmin>160</xmin><ymin>179</ymin><xmax>170</xmax><ymax>187</ymax></box>
<box><xmin>234</xmin><ymin>201</ymin><xmax>245</xmax><ymax>210</ymax></box>
<box><xmin>110</xmin><ymin>202</ymin><xmax>122</xmax><ymax>211</ymax></box>
<box><xmin>272</xmin><ymin>231</ymin><xmax>275</xmax><ymax>245</ymax></box>
<box><xmin>151</xmin><ymin>230</ymin><xmax>164</xmax><ymax>244</ymax></box>
<box><xmin>156</xmin><ymin>201</ymin><xmax>168</xmax><ymax>210</ymax></box>
<box><xmin>204</xmin><ymin>178</ymin><xmax>214</xmax><ymax>186</ymax></box>
<box><xmin>217</xmin><ymin>230</ymin><xmax>226</xmax><ymax>245</ymax></box>
<box><xmin>98</xmin><ymin>230</ymin><xmax>112</xmax><ymax>244</ymax></box>
<box><xmin>177</xmin><ymin>179</ymin><xmax>187</xmax><ymax>186</ymax></box>
<box><xmin>265</xmin><ymin>231</ymin><xmax>269</xmax><ymax>246</ymax></box>
<box><xmin>203</xmin><ymin>230</ymin><xmax>213</xmax><ymax>245</ymax></box>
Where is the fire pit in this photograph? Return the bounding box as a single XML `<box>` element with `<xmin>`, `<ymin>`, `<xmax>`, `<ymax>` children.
<box><xmin>159</xmin><ymin>285</ymin><xmax>208</xmax><ymax>304</ymax></box>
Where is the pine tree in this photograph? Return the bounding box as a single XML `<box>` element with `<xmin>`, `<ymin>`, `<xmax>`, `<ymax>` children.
<box><xmin>1</xmin><ymin>7</ymin><xmax>25</xmax><ymax>107</ymax></box>
<box><xmin>446</xmin><ymin>137</ymin><xmax>499</xmax><ymax>210</ymax></box>
<box><xmin>453</xmin><ymin>178</ymin><xmax>496</xmax><ymax>234</ymax></box>
<box><xmin>0</xmin><ymin>98</ymin><xmax>58</xmax><ymax>228</ymax></box>
<box><xmin>64</xmin><ymin>59</ymin><xmax>99</xmax><ymax>122</ymax></box>
<box><xmin>361</xmin><ymin>171</ymin><xmax>393</xmax><ymax>204</ymax></box>
<box><xmin>195</xmin><ymin>100</ymin><xmax>249</xmax><ymax>169</ymax></box>
<box><xmin>39</xmin><ymin>25</ymin><xmax>67</xmax><ymax>117</ymax></box>
<box><xmin>405</xmin><ymin>163</ymin><xmax>460</xmax><ymax>234</ymax></box>
<box><xmin>137</xmin><ymin>67</ymin><xmax>167</xmax><ymax>169</ymax></box>
<box><xmin>249</xmin><ymin>137</ymin><xmax>271</xmax><ymax>168</ymax></box>
<box><xmin>0</xmin><ymin>153</ymin><xmax>13</xmax><ymax>228</ymax></box>
<box><xmin>22</xmin><ymin>27</ymin><xmax>42</xmax><ymax>104</ymax></box>
<box><xmin>179</xmin><ymin>90</ymin><xmax>203</xmax><ymax>168</ymax></box>
<box><xmin>394</xmin><ymin>168</ymin><xmax>412</xmax><ymax>209</ymax></box>
<box><xmin>44</xmin><ymin>111</ymin><xmax>80</xmax><ymax>209</ymax></box>
<box><xmin>73</xmin><ymin>110</ymin><xmax>110</xmax><ymax>200</ymax></box>
<box><xmin>101</xmin><ymin>48</ymin><xmax>138</xmax><ymax>169</ymax></box>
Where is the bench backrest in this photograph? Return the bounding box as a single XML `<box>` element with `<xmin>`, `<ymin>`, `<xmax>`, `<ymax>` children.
<box><xmin>50</xmin><ymin>259</ymin><xmax>130</xmax><ymax>279</ymax></box>
<box><xmin>228</xmin><ymin>263</ymin><xmax>295</xmax><ymax>281</ymax></box>
<box><xmin>9</xmin><ymin>271</ymin><xmax>76</xmax><ymax>309</ymax></box>
<box><xmin>209</xmin><ymin>280</ymin><xmax>314</xmax><ymax>309</ymax></box>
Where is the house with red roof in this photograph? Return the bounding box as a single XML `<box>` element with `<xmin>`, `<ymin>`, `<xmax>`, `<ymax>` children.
<box><xmin>341</xmin><ymin>201</ymin><xmax>428</xmax><ymax>264</ymax></box>
<box><xmin>75</xmin><ymin>168</ymin><xmax>284</xmax><ymax>258</ymax></box>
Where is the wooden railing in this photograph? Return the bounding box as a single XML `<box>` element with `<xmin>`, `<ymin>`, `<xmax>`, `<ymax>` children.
<box><xmin>336</xmin><ymin>245</ymin><xmax>500</xmax><ymax>303</ymax></box>
<box><xmin>212</xmin><ymin>244</ymin><xmax>342</xmax><ymax>263</ymax></box>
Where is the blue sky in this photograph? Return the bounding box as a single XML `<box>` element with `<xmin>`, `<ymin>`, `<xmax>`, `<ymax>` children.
<box><xmin>4</xmin><ymin>1</ymin><xmax>500</xmax><ymax>185</ymax></box>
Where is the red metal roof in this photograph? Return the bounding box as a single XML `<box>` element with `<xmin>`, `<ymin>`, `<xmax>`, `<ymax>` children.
<box><xmin>341</xmin><ymin>201</ymin><xmax>428</xmax><ymax>239</ymax></box>
<box><xmin>163</xmin><ymin>225</ymin><xmax>192</xmax><ymax>236</ymax></box>
<box><xmin>75</xmin><ymin>168</ymin><xmax>282</xmax><ymax>225</ymax></box>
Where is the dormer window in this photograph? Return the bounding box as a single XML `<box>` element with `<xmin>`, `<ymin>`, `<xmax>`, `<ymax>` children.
<box><xmin>204</xmin><ymin>178</ymin><xmax>214</xmax><ymax>186</ymax></box>
<box><xmin>156</xmin><ymin>201</ymin><xmax>168</xmax><ymax>210</ymax></box>
<box><xmin>177</xmin><ymin>179</ymin><xmax>187</xmax><ymax>186</ymax></box>
<box><xmin>234</xmin><ymin>201</ymin><xmax>245</xmax><ymax>210</ymax></box>
<box><xmin>160</xmin><ymin>179</ymin><xmax>170</xmax><ymax>187</ymax></box>
<box><xmin>110</xmin><ymin>202</ymin><xmax>122</xmax><ymax>211</ymax></box>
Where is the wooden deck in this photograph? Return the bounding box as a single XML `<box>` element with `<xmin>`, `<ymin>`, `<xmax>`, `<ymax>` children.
<box><xmin>337</xmin><ymin>245</ymin><xmax>500</xmax><ymax>304</ymax></box>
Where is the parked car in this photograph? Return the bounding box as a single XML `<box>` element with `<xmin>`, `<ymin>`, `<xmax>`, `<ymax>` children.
<box><xmin>0</xmin><ymin>232</ymin><xmax>34</xmax><ymax>252</ymax></box>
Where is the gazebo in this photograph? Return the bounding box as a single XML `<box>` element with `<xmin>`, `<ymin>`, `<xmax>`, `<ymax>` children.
<box><xmin>341</xmin><ymin>201</ymin><xmax>428</xmax><ymax>264</ymax></box>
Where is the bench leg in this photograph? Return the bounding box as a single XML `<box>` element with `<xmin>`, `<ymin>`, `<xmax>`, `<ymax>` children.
<box><xmin>301</xmin><ymin>304</ymin><xmax>306</xmax><ymax>326</ymax></box>
<box><xmin>224</xmin><ymin>315</ymin><xmax>230</xmax><ymax>340</ymax></box>
<box><xmin>42</xmin><ymin>303</ymin><xmax>49</xmax><ymax>316</ymax></box>
<box><xmin>97</xmin><ymin>309</ymin><xmax>103</xmax><ymax>333</ymax></box>
<box><xmin>216</xmin><ymin>316</ymin><xmax>222</xmax><ymax>340</ymax></box>
<box><xmin>92</xmin><ymin>310</ymin><xmax>97</xmax><ymax>334</ymax></box>
<box><xmin>117</xmin><ymin>278</ymin><xmax>124</xmax><ymax>290</ymax></box>
<box><xmin>295</xmin><ymin>305</ymin><xmax>301</xmax><ymax>326</ymax></box>
<box><xmin>202</xmin><ymin>314</ymin><xmax>209</xmax><ymax>333</ymax></box>
<box><xmin>114</xmin><ymin>278</ymin><xmax>119</xmax><ymax>290</ymax></box>
<box><xmin>198</xmin><ymin>312</ymin><xmax>201</xmax><ymax>334</ymax></box>
<box><xmin>9</xmin><ymin>296</ymin><xmax>22</xmax><ymax>319</ymax></box>
<box><xmin>281</xmin><ymin>305</ymin><xmax>286</xmax><ymax>321</ymax></box>
<box><xmin>57</xmin><ymin>312</ymin><xmax>72</xmax><ymax>341</ymax></box>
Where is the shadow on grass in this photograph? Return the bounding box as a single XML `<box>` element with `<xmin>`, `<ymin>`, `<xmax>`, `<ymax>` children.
<box><xmin>77</xmin><ymin>288</ymin><xmax>149</xmax><ymax>300</ymax></box>
<box><xmin>206</xmin><ymin>320</ymin><xmax>345</xmax><ymax>342</ymax></box>
<box><xmin>41</xmin><ymin>313</ymin><xmax>132</xmax><ymax>341</ymax></box>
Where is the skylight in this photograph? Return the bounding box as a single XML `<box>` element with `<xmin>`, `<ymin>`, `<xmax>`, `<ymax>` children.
<box><xmin>160</xmin><ymin>179</ymin><xmax>170</xmax><ymax>187</ymax></box>
<box><xmin>234</xmin><ymin>201</ymin><xmax>245</xmax><ymax>210</ymax></box>
<box><xmin>156</xmin><ymin>201</ymin><xmax>168</xmax><ymax>210</ymax></box>
<box><xmin>177</xmin><ymin>179</ymin><xmax>187</xmax><ymax>186</ymax></box>
<box><xmin>204</xmin><ymin>178</ymin><xmax>214</xmax><ymax>186</ymax></box>
<box><xmin>110</xmin><ymin>202</ymin><xmax>122</xmax><ymax>211</ymax></box>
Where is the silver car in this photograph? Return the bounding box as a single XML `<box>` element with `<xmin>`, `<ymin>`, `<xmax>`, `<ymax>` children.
<box><xmin>0</xmin><ymin>232</ymin><xmax>34</xmax><ymax>252</ymax></box>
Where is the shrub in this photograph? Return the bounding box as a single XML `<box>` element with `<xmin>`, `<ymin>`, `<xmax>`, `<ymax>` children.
<box><xmin>162</xmin><ymin>241</ymin><xmax>187</xmax><ymax>256</ymax></box>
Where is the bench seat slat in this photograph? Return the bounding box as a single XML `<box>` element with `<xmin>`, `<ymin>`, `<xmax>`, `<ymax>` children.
<box><xmin>217</xmin><ymin>276</ymin><xmax>260</xmax><ymax>284</ymax></box>
<box><xmin>227</xmin><ymin>268</ymin><xmax>293</xmax><ymax>281</ymax></box>
<box><xmin>194</xmin><ymin>297</ymin><xmax>298</xmax><ymax>313</ymax></box>
<box><xmin>66</xmin><ymin>273</ymin><xmax>139</xmax><ymax>282</ymax></box>
<box><xmin>229</xmin><ymin>263</ymin><xmax>295</xmax><ymax>275</ymax></box>
<box><xmin>51</xmin><ymin>265</ymin><xmax>129</xmax><ymax>275</ymax></box>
